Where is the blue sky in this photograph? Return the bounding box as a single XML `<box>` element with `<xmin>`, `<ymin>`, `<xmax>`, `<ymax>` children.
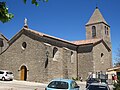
<box><xmin>0</xmin><ymin>0</ymin><xmax>120</xmax><ymax>64</ymax></box>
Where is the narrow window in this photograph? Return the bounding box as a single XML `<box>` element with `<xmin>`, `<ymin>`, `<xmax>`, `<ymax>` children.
<box><xmin>107</xmin><ymin>27</ymin><xmax>109</xmax><ymax>35</ymax></box>
<box><xmin>0</xmin><ymin>38</ymin><xmax>4</xmax><ymax>47</ymax></box>
<box><xmin>104</xmin><ymin>26</ymin><xmax>107</xmax><ymax>35</ymax></box>
<box><xmin>53</xmin><ymin>47</ymin><xmax>58</xmax><ymax>58</ymax></box>
<box><xmin>92</xmin><ymin>26</ymin><xmax>96</xmax><ymax>38</ymax></box>
<box><xmin>71</xmin><ymin>51</ymin><xmax>74</xmax><ymax>63</ymax></box>
<box><xmin>101</xmin><ymin>53</ymin><xmax>104</xmax><ymax>57</ymax></box>
<box><xmin>53</xmin><ymin>47</ymin><xmax>59</xmax><ymax>61</ymax></box>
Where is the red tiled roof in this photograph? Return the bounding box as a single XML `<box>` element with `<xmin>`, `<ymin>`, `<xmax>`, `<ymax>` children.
<box><xmin>71</xmin><ymin>38</ymin><xmax>102</xmax><ymax>45</ymax></box>
<box><xmin>9</xmin><ymin>27</ymin><xmax>103</xmax><ymax>46</ymax></box>
<box><xmin>25</xmin><ymin>28</ymin><xmax>74</xmax><ymax>44</ymax></box>
<box><xmin>25</xmin><ymin>28</ymin><xmax>103</xmax><ymax>46</ymax></box>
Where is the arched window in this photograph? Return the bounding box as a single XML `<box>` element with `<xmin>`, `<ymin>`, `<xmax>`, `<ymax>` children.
<box><xmin>71</xmin><ymin>51</ymin><xmax>74</xmax><ymax>63</ymax></box>
<box><xmin>53</xmin><ymin>47</ymin><xmax>58</xmax><ymax>58</ymax></box>
<box><xmin>92</xmin><ymin>26</ymin><xmax>96</xmax><ymax>38</ymax></box>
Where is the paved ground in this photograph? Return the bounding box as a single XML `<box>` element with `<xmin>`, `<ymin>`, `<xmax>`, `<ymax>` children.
<box><xmin>0</xmin><ymin>80</ymin><xmax>113</xmax><ymax>90</ymax></box>
<box><xmin>0</xmin><ymin>80</ymin><xmax>47</xmax><ymax>90</ymax></box>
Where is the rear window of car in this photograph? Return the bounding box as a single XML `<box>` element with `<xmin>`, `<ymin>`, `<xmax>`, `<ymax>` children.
<box><xmin>0</xmin><ymin>71</ymin><xmax>4</xmax><ymax>74</ymax></box>
<box><xmin>48</xmin><ymin>81</ymin><xmax>68</xmax><ymax>89</ymax></box>
<box><xmin>88</xmin><ymin>85</ymin><xmax>108</xmax><ymax>90</ymax></box>
<box><xmin>6</xmin><ymin>72</ymin><xmax>13</xmax><ymax>74</ymax></box>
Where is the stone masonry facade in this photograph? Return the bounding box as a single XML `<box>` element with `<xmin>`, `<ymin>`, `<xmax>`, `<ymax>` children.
<box><xmin>0</xmin><ymin>7</ymin><xmax>112</xmax><ymax>82</ymax></box>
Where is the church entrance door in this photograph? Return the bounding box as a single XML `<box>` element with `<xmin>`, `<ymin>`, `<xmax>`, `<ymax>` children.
<box><xmin>20</xmin><ymin>65</ymin><xmax>27</xmax><ymax>81</ymax></box>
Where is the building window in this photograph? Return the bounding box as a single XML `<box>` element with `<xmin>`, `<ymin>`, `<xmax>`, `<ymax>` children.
<box><xmin>53</xmin><ymin>47</ymin><xmax>58</xmax><ymax>61</ymax></box>
<box><xmin>107</xmin><ymin>27</ymin><xmax>109</xmax><ymax>35</ymax></box>
<box><xmin>92</xmin><ymin>26</ymin><xmax>96</xmax><ymax>38</ymax></box>
<box><xmin>104</xmin><ymin>26</ymin><xmax>107</xmax><ymax>35</ymax></box>
<box><xmin>0</xmin><ymin>38</ymin><xmax>4</xmax><ymax>47</ymax></box>
<box><xmin>22</xmin><ymin>42</ymin><xmax>27</xmax><ymax>50</ymax></box>
<box><xmin>105</xmin><ymin>26</ymin><xmax>109</xmax><ymax>35</ymax></box>
<box><xmin>71</xmin><ymin>51</ymin><xmax>74</xmax><ymax>63</ymax></box>
<box><xmin>53</xmin><ymin>47</ymin><xmax>58</xmax><ymax>58</ymax></box>
<box><xmin>101</xmin><ymin>53</ymin><xmax>104</xmax><ymax>57</ymax></box>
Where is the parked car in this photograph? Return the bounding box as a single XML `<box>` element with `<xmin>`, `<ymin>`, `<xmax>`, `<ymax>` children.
<box><xmin>0</xmin><ymin>70</ymin><xmax>14</xmax><ymax>81</ymax></box>
<box><xmin>86</xmin><ymin>78</ymin><xmax>100</xmax><ymax>88</ymax></box>
<box><xmin>86</xmin><ymin>83</ymin><xmax>110</xmax><ymax>90</ymax></box>
<box><xmin>45</xmin><ymin>78</ymin><xmax>80</xmax><ymax>90</ymax></box>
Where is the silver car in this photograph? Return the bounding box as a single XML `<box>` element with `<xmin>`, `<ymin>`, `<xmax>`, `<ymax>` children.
<box><xmin>0</xmin><ymin>70</ymin><xmax>14</xmax><ymax>81</ymax></box>
<box><xmin>86</xmin><ymin>83</ymin><xmax>110</xmax><ymax>90</ymax></box>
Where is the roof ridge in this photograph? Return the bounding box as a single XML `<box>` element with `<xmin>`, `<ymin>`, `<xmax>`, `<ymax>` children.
<box><xmin>23</xmin><ymin>28</ymin><xmax>75</xmax><ymax>45</ymax></box>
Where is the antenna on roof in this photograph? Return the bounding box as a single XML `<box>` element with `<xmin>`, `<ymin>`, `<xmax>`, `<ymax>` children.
<box><xmin>24</xmin><ymin>18</ymin><xmax>28</xmax><ymax>28</ymax></box>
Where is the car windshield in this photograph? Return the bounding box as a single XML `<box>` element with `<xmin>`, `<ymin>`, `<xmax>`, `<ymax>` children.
<box><xmin>48</xmin><ymin>81</ymin><xmax>68</xmax><ymax>89</ymax></box>
<box><xmin>88</xmin><ymin>85</ymin><xmax>108</xmax><ymax>90</ymax></box>
<box><xmin>6</xmin><ymin>72</ymin><xmax>13</xmax><ymax>74</ymax></box>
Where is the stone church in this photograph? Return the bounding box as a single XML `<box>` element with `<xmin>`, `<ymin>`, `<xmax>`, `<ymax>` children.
<box><xmin>0</xmin><ymin>7</ymin><xmax>112</xmax><ymax>82</ymax></box>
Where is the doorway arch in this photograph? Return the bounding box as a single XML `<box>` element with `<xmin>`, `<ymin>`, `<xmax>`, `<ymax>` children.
<box><xmin>20</xmin><ymin>65</ymin><xmax>27</xmax><ymax>81</ymax></box>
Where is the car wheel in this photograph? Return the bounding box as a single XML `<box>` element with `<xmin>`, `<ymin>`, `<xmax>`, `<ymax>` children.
<box><xmin>10</xmin><ymin>79</ymin><xmax>13</xmax><ymax>81</ymax></box>
<box><xmin>2</xmin><ymin>77</ymin><xmax>5</xmax><ymax>81</ymax></box>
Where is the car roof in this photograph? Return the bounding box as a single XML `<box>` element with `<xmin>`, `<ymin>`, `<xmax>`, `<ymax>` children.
<box><xmin>50</xmin><ymin>78</ymin><xmax>74</xmax><ymax>83</ymax></box>
<box><xmin>89</xmin><ymin>83</ymin><xmax>108</xmax><ymax>86</ymax></box>
<box><xmin>0</xmin><ymin>70</ymin><xmax>12</xmax><ymax>72</ymax></box>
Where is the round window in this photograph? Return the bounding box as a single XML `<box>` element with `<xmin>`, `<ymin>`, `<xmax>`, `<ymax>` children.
<box><xmin>22</xmin><ymin>42</ymin><xmax>27</xmax><ymax>50</ymax></box>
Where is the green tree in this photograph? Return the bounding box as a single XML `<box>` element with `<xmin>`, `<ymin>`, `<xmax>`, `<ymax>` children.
<box><xmin>0</xmin><ymin>0</ymin><xmax>48</xmax><ymax>23</ymax></box>
<box><xmin>113</xmin><ymin>76</ymin><xmax>120</xmax><ymax>90</ymax></box>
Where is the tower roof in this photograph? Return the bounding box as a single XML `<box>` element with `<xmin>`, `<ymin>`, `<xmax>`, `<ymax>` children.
<box><xmin>86</xmin><ymin>7</ymin><xmax>108</xmax><ymax>26</ymax></box>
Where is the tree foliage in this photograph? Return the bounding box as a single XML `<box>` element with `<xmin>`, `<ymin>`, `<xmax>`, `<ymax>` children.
<box><xmin>0</xmin><ymin>0</ymin><xmax>48</xmax><ymax>23</ymax></box>
<box><xmin>0</xmin><ymin>2</ymin><xmax>14</xmax><ymax>23</ymax></box>
<box><xmin>23</xmin><ymin>0</ymin><xmax>48</xmax><ymax>6</ymax></box>
<box><xmin>113</xmin><ymin>76</ymin><xmax>120</xmax><ymax>90</ymax></box>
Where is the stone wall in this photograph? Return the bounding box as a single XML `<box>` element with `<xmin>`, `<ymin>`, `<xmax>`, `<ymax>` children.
<box><xmin>93</xmin><ymin>42</ymin><xmax>112</xmax><ymax>72</ymax></box>
<box><xmin>77</xmin><ymin>45</ymin><xmax>94</xmax><ymax>80</ymax></box>
<box><xmin>0</xmin><ymin>32</ymin><xmax>77</xmax><ymax>82</ymax></box>
<box><xmin>0</xmin><ymin>34</ymin><xmax>9</xmax><ymax>54</ymax></box>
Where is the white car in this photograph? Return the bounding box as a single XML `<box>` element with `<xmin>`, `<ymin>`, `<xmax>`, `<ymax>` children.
<box><xmin>86</xmin><ymin>83</ymin><xmax>110</xmax><ymax>90</ymax></box>
<box><xmin>0</xmin><ymin>70</ymin><xmax>14</xmax><ymax>81</ymax></box>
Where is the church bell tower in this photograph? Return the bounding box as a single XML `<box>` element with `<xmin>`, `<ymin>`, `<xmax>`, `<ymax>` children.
<box><xmin>85</xmin><ymin>7</ymin><xmax>111</xmax><ymax>48</ymax></box>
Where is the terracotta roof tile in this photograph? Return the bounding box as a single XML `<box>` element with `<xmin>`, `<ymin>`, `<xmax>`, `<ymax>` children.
<box><xmin>71</xmin><ymin>38</ymin><xmax>102</xmax><ymax>45</ymax></box>
<box><xmin>26</xmin><ymin>28</ymin><xmax>102</xmax><ymax>46</ymax></box>
<box><xmin>25</xmin><ymin>28</ymin><xmax>73</xmax><ymax>44</ymax></box>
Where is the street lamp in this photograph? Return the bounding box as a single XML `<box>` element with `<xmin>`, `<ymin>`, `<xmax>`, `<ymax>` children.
<box><xmin>45</xmin><ymin>51</ymin><xmax>49</xmax><ymax>68</ymax></box>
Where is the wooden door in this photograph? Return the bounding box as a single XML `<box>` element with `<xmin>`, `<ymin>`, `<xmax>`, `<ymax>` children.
<box><xmin>20</xmin><ymin>66</ymin><xmax>27</xmax><ymax>81</ymax></box>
